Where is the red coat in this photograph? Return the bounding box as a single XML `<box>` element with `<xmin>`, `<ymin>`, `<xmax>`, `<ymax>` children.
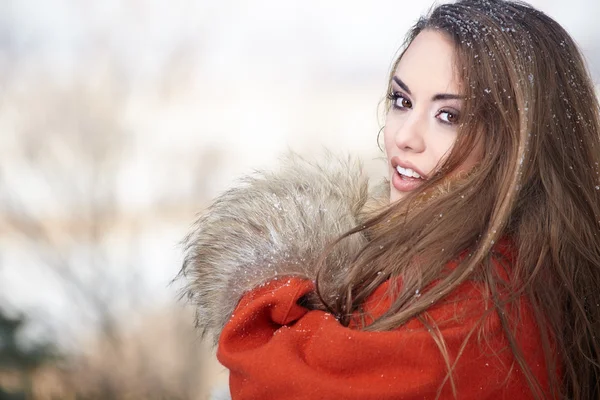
<box><xmin>217</xmin><ymin>256</ymin><xmax>551</xmax><ymax>399</ymax></box>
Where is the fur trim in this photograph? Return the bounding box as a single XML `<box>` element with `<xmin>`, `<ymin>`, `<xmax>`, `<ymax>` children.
<box><xmin>178</xmin><ymin>152</ymin><xmax>384</xmax><ymax>345</ymax></box>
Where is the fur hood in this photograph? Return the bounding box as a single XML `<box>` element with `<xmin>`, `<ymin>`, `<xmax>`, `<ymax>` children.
<box><xmin>178</xmin><ymin>152</ymin><xmax>387</xmax><ymax>346</ymax></box>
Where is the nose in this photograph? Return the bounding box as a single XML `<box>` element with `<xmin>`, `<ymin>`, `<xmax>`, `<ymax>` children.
<box><xmin>393</xmin><ymin>112</ymin><xmax>426</xmax><ymax>153</ymax></box>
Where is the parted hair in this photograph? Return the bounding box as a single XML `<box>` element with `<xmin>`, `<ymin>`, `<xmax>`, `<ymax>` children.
<box><xmin>314</xmin><ymin>1</ymin><xmax>600</xmax><ymax>399</ymax></box>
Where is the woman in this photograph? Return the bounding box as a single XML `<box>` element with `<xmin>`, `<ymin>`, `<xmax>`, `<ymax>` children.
<box><xmin>179</xmin><ymin>0</ymin><xmax>600</xmax><ymax>398</ymax></box>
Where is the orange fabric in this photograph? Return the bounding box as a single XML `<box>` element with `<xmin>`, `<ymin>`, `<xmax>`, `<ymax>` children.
<box><xmin>218</xmin><ymin>263</ymin><xmax>551</xmax><ymax>399</ymax></box>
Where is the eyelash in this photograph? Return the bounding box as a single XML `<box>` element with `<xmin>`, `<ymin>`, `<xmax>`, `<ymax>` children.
<box><xmin>387</xmin><ymin>91</ymin><xmax>460</xmax><ymax>125</ymax></box>
<box><xmin>387</xmin><ymin>91</ymin><xmax>412</xmax><ymax>109</ymax></box>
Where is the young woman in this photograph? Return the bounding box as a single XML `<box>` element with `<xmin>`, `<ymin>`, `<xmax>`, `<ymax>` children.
<box><xmin>179</xmin><ymin>0</ymin><xmax>600</xmax><ymax>398</ymax></box>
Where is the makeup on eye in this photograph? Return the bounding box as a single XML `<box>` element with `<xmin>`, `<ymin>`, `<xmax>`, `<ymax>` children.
<box><xmin>387</xmin><ymin>92</ymin><xmax>412</xmax><ymax>109</ymax></box>
<box><xmin>387</xmin><ymin>91</ymin><xmax>461</xmax><ymax>124</ymax></box>
<box><xmin>436</xmin><ymin>109</ymin><xmax>460</xmax><ymax>124</ymax></box>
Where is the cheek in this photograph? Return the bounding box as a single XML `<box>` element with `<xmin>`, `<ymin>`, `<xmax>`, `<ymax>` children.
<box><xmin>383</xmin><ymin>112</ymin><xmax>406</xmax><ymax>155</ymax></box>
<box><xmin>430</xmin><ymin>135</ymin><xmax>457</xmax><ymax>166</ymax></box>
<box><xmin>382</xmin><ymin>122</ymin><xmax>396</xmax><ymax>155</ymax></box>
<box><xmin>452</xmin><ymin>138</ymin><xmax>485</xmax><ymax>174</ymax></box>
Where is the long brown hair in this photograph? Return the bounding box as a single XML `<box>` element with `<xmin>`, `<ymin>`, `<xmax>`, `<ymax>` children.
<box><xmin>315</xmin><ymin>1</ymin><xmax>600</xmax><ymax>399</ymax></box>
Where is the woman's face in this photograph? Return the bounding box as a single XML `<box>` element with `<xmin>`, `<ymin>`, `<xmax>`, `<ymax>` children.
<box><xmin>384</xmin><ymin>30</ymin><xmax>482</xmax><ymax>203</ymax></box>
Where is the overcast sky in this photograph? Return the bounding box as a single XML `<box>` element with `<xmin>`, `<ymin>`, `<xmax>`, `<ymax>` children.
<box><xmin>1</xmin><ymin>0</ymin><xmax>598</xmax><ymax>83</ymax></box>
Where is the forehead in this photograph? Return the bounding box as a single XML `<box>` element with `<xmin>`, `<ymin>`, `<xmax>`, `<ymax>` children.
<box><xmin>394</xmin><ymin>30</ymin><xmax>461</xmax><ymax>95</ymax></box>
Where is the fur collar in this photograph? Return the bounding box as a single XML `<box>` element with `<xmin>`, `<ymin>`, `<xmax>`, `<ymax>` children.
<box><xmin>178</xmin><ymin>152</ymin><xmax>386</xmax><ymax>345</ymax></box>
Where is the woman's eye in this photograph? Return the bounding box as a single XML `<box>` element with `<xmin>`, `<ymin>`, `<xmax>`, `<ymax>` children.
<box><xmin>394</xmin><ymin>95</ymin><xmax>412</xmax><ymax>109</ymax></box>
<box><xmin>387</xmin><ymin>92</ymin><xmax>412</xmax><ymax>110</ymax></box>
<box><xmin>437</xmin><ymin>110</ymin><xmax>459</xmax><ymax>124</ymax></box>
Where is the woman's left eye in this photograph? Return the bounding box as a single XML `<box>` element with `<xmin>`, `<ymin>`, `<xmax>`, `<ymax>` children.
<box><xmin>437</xmin><ymin>110</ymin><xmax>459</xmax><ymax>124</ymax></box>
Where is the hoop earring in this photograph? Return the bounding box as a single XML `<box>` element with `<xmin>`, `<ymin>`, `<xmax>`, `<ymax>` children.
<box><xmin>376</xmin><ymin>126</ymin><xmax>385</xmax><ymax>152</ymax></box>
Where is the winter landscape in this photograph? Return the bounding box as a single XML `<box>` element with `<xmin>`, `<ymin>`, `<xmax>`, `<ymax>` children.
<box><xmin>0</xmin><ymin>0</ymin><xmax>598</xmax><ymax>398</ymax></box>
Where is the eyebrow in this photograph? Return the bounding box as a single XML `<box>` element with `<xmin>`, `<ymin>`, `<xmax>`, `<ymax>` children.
<box><xmin>392</xmin><ymin>76</ymin><xmax>464</xmax><ymax>101</ymax></box>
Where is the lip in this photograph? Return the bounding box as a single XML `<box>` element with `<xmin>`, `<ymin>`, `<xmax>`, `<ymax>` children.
<box><xmin>390</xmin><ymin>156</ymin><xmax>428</xmax><ymax>195</ymax></box>
<box><xmin>390</xmin><ymin>156</ymin><xmax>428</xmax><ymax>180</ymax></box>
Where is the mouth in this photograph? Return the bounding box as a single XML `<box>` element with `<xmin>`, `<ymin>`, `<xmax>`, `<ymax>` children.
<box><xmin>395</xmin><ymin>165</ymin><xmax>424</xmax><ymax>179</ymax></box>
<box><xmin>391</xmin><ymin>158</ymin><xmax>427</xmax><ymax>193</ymax></box>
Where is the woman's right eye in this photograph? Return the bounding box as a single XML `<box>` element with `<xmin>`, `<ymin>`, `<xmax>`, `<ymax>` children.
<box><xmin>388</xmin><ymin>93</ymin><xmax>412</xmax><ymax>110</ymax></box>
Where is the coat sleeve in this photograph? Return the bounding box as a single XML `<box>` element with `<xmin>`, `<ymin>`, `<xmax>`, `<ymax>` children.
<box><xmin>217</xmin><ymin>277</ymin><xmax>550</xmax><ymax>400</ymax></box>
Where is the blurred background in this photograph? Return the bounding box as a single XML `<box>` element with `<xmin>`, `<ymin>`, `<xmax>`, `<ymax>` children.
<box><xmin>0</xmin><ymin>0</ymin><xmax>598</xmax><ymax>398</ymax></box>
